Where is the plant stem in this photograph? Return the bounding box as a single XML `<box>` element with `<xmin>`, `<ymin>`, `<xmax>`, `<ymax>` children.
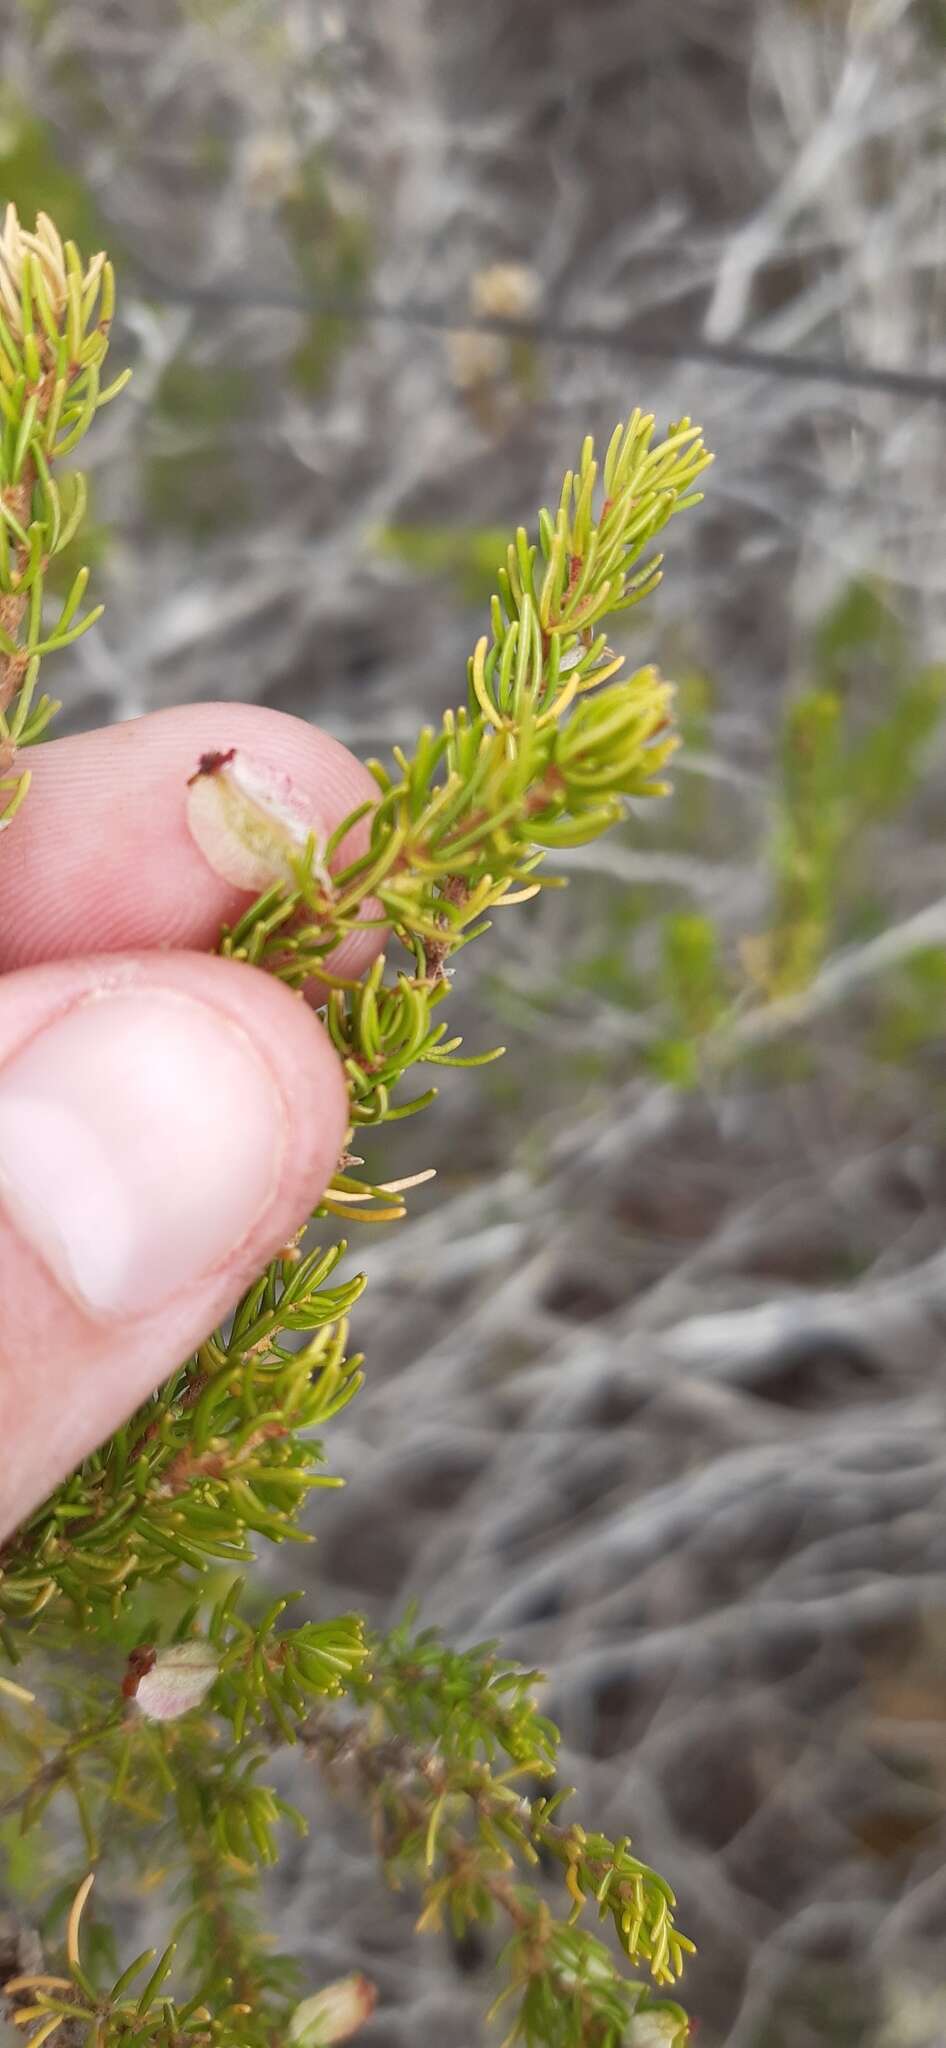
<box><xmin>0</xmin><ymin>459</ymin><xmax>35</xmax><ymax>716</ymax></box>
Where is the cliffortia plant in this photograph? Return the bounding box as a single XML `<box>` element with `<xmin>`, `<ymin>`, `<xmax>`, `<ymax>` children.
<box><xmin>0</xmin><ymin>205</ymin><xmax>129</xmax><ymax>828</ymax></box>
<box><xmin>0</xmin><ymin>210</ymin><xmax>711</xmax><ymax>2048</ymax></box>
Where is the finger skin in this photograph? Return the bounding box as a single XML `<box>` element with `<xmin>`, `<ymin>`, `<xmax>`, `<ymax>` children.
<box><xmin>0</xmin><ymin>701</ymin><xmax>383</xmax><ymax>979</ymax></box>
<box><xmin>0</xmin><ymin>949</ymin><xmax>349</xmax><ymax>1539</ymax></box>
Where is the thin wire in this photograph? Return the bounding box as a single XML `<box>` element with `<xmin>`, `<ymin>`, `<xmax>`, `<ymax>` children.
<box><xmin>130</xmin><ymin>255</ymin><xmax>946</xmax><ymax>405</ymax></box>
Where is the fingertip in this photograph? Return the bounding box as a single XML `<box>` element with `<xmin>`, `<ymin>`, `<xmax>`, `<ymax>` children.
<box><xmin>0</xmin><ymin>702</ymin><xmax>386</xmax><ymax>977</ymax></box>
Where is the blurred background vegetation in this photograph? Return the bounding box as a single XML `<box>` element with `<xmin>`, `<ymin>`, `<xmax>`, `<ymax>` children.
<box><xmin>2</xmin><ymin>2</ymin><xmax>946</xmax><ymax>2044</ymax></box>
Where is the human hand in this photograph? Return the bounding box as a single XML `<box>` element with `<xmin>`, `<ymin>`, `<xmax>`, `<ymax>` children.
<box><xmin>0</xmin><ymin>702</ymin><xmax>382</xmax><ymax>1539</ymax></box>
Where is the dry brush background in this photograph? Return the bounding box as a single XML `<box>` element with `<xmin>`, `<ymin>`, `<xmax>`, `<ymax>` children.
<box><xmin>3</xmin><ymin>2</ymin><xmax>946</xmax><ymax>2043</ymax></box>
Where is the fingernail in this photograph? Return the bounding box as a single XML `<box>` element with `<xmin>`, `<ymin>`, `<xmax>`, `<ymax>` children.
<box><xmin>186</xmin><ymin>748</ymin><xmax>324</xmax><ymax>891</ymax></box>
<box><xmin>0</xmin><ymin>987</ymin><xmax>287</xmax><ymax>1318</ymax></box>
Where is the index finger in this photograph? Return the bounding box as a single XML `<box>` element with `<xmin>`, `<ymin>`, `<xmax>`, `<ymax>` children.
<box><xmin>0</xmin><ymin>701</ymin><xmax>383</xmax><ymax>980</ymax></box>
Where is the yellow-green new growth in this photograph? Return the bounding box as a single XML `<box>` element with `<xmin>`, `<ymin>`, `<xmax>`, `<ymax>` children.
<box><xmin>210</xmin><ymin>412</ymin><xmax>711</xmax><ymax>1223</ymax></box>
<box><xmin>0</xmin><ymin>204</ymin><xmax>129</xmax><ymax>827</ymax></box>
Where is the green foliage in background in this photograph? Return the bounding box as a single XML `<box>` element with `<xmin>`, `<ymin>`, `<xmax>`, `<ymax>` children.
<box><xmin>280</xmin><ymin>149</ymin><xmax>373</xmax><ymax>397</ymax></box>
<box><xmin>445</xmin><ymin>561</ymin><xmax>946</xmax><ymax>1099</ymax></box>
<box><xmin>0</xmin><ymin>90</ymin><xmax>111</xmax><ymax>263</ymax></box>
<box><xmin>761</xmin><ymin>581</ymin><xmax>946</xmax><ymax>996</ymax></box>
<box><xmin>378</xmin><ymin>522</ymin><xmax>513</xmax><ymax>605</ymax></box>
<box><xmin>146</xmin><ymin>358</ymin><xmax>256</xmax><ymax>538</ymax></box>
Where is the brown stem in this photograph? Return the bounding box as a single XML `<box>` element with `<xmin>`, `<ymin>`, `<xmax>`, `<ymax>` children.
<box><xmin>181</xmin><ymin>1815</ymin><xmax>262</xmax><ymax>2013</ymax></box>
<box><xmin>0</xmin><ymin>462</ymin><xmax>36</xmax><ymax>719</ymax></box>
<box><xmin>422</xmin><ymin>873</ymin><xmax>470</xmax><ymax>982</ymax></box>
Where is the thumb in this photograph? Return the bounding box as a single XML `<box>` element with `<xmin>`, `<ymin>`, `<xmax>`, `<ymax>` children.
<box><xmin>0</xmin><ymin>950</ymin><xmax>349</xmax><ymax>1539</ymax></box>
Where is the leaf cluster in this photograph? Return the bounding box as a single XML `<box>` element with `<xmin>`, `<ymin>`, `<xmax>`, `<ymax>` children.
<box><xmin>0</xmin><ymin>1242</ymin><xmax>364</xmax><ymax>1635</ymax></box>
<box><xmin>0</xmin><ymin>205</ymin><xmax>129</xmax><ymax>826</ymax></box>
<box><xmin>307</xmin><ymin>1619</ymin><xmax>693</xmax><ymax>2044</ymax></box>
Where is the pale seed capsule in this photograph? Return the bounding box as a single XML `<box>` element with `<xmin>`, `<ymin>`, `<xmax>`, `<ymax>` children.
<box><xmin>626</xmin><ymin>2014</ymin><xmax>688</xmax><ymax>2048</ymax></box>
<box><xmin>134</xmin><ymin>1642</ymin><xmax>218</xmax><ymax>1722</ymax></box>
<box><xmin>288</xmin><ymin>1974</ymin><xmax>377</xmax><ymax>2045</ymax></box>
